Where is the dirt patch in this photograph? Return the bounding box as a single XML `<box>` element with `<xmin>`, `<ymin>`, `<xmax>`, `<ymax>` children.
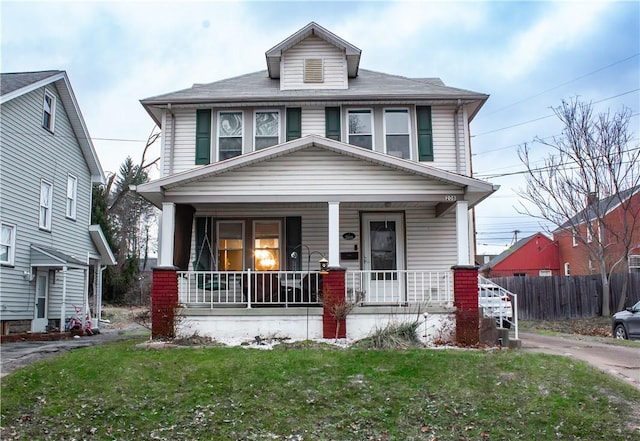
<box><xmin>520</xmin><ymin>316</ymin><xmax>612</xmax><ymax>337</ymax></box>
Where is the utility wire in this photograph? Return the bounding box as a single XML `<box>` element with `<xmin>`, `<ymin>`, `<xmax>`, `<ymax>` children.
<box><xmin>482</xmin><ymin>53</ymin><xmax>640</xmax><ymax>116</ymax></box>
<box><xmin>472</xmin><ymin>89</ymin><xmax>640</xmax><ymax>138</ymax></box>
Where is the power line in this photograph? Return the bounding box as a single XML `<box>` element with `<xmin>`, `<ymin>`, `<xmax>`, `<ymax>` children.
<box><xmin>472</xmin><ymin>89</ymin><xmax>640</xmax><ymax>138</ymax></box>
<box><xmin>1</xmin><ymin>129</ymin><xmax>152</xmax><ymax>143</ymax></box>
<box><xmin>482</xmin><ymin>53</ymin><xmax>640</xmax><ymax>117</ymax></box>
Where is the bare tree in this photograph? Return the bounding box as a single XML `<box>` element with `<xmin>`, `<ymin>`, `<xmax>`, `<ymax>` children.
<box><xmin>518</xmin><ymin>99</ymin><xmax>639</xmax><ymax>316</ymax></box>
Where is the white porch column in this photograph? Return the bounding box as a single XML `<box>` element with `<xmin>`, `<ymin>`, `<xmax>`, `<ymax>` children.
<box><xmin>456</xmin><ymin>200</ymin><xmax>470</xmax><ymax>265</ymax></box>
<box><xmin>328</xmin><ymin>201</ymin><xmax>340</xmax><ymax>267</ymax></box>
<box><xmin>159</xmin><ymin>202</ymin><xmax>176</xmax><ymax>267</ymax></box>
<box><xmin>60</xmin><ymin>266</ymin><xmax>68</xmax><ymax>333</ymax></box>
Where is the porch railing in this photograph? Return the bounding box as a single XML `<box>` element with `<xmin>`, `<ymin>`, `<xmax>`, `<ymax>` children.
<box><xmin>177</xmin><ymin>269</ymin><xmax>453</xmax><ymax>308</ymax></box>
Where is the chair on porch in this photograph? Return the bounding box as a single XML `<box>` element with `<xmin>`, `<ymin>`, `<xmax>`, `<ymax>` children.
<box><xmin>242</xmin><ymin>272</ymin><xmax>281</xmax><ymax>304</ymax></box>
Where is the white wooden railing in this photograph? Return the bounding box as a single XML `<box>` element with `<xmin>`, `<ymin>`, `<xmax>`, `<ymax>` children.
<box><xmin>178</xmin><ymin>269</ymin><xmax>453</xmax><ymax>308</ymax></box>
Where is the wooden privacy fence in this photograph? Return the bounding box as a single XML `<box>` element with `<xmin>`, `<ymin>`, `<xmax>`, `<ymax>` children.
<box><xmin>489</xmin><ymin>273</ymin><xmax>640</xmax><ymax>320</ymax></box>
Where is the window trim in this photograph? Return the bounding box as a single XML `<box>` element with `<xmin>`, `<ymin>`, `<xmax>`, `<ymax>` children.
<box><xmin>383</xmin><ymin>108</ymin><xmax>412</xmax><ymax>159</ymax></box>
<box><xmin>572</xmin><ymin>230</ymin><xmax>578</xmax><ymax>247</ymax></box>
<box><xmin>346</xmin><ymin>108</ymin><xmax>374</xmax><ymax>150</ymax></box>
<box><xmin>586</xmin><ymin>222</ymin><xmax>593</xmax><ymax>243</ymax></box>
<box><xmin>216</xmin><ymin>110</ymin><xmax>244</xmax><ymax>161</ymax></box>
<box><xmin>564</xmin><ymin>262</ymin><xmax>570</xmax><ymax>276</ymax></box>
<box><xmin>42</xmin><ymin>88</ymin><xmax>56</xmax><ymax>132</ymax></box>
<box><xmin>39</xmin><ymin>179</ymin><xmax>53</xmax><ymax>231</ymax></box>
<box><xmin>253</xmin><ymin>109</ymin><xmax>281</xmax><ymax>151</ymax></box>
<box><xmin>66</xmin><ymin>174</ymin><xmax>78</xmax><ymax>220</ymax></box>
<box><xmin>0</xmin><ymin>222</ymin><xmax>16</xmax><ymax>266</ymax></box>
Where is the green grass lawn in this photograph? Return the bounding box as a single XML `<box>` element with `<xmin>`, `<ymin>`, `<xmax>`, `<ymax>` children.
<box><xmin>1</xmin><ymin>340</ymin><xmax>639</xmax><ymax>440</ymax></box>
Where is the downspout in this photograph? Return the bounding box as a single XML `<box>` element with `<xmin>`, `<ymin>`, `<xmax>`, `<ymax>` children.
<box><xmin>60</xmin><ymin>266</ymin><xmax>68</xmax><ymax>333</ymax></box>
<box><xmin>168</xmin><ymin>103</ymin><xmax>176</xmax><ymax>175</ymax></box>
<box><xmin>454</xmin><ymin>99</ymin><xmax>462</xmax><ymax>174</ymax></box>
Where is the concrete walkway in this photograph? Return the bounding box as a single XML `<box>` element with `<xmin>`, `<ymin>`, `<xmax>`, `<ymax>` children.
<box><xmin>520</xmin><ymin>331</ymin><xmax>640</xmax><ymax>391</ymax></box>
<box><xmin>0</xmin><ymin>325</ymin><xmax>148</xmax><ymax>378</ymax></box>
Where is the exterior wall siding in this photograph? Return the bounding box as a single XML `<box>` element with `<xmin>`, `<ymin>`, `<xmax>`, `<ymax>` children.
<box><xmin>301</xmin><ymin>107</ymin><xmax>325</xmax><ymax>137</ymax></box>
<box><xmin>0</xmin><ymin>86</ymin><xmax>96</xmax><ymax>321</ymax></box>
<box><xmin>169</xmin><ymin>147</ymin><xmax>460</xmax><ymax>198</ymax></box>
<box><xmin>281</xmin><ymin>36</ymin><xmax>348</xmax><ymax>90</ymax></box>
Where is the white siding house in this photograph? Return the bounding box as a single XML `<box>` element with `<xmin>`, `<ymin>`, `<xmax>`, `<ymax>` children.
<box><xmin>136</xmin><ymin>22</ymin><xmax>497</xmax><ymax>342</ymax></box>
<box><xmin>0</xmin><ymin>70</ymin><xmax>115</xmax><ymax>335</ymax></box>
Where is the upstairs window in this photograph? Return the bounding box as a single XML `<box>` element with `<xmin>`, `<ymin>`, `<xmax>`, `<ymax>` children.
<box><xmin>384</xmin><ymin>109</ymin><xmax>410</xmax><ymax>159</ymax></box>
<box><xmin>218</xmin><ymin>111</ymin><xmax>243</xmax><ymax>160</ymax></box>
<box><xmin>66</xmin><ymin>175</ymin><xmax>77</xmax><ymax>220</ymax></box>
<box><xmin>0</xmin><ymin>222</ymin><xmax>16</xmax><ymax>266</ymax></box>
<box><xmin>42</xmin><ymin>89</ymin><xmax>56</xmax><ymax>132</ymax></box>
<box><xmin>572</xmin><ymin>230</ymin><xmax>578</xmax><ymax>247</ymax></box>
<box><xmin>39</xmin><ymin>180</ymin><xmax>53</xmax><ymax>231</ymax></box>
<box><xmin>587</xmin><ymin>222</ymin><xmax>593</xmax><ymax>243</ymax></box>
<box><xmin>348</xmin><ymin>109</ymin><xmax>373</xmax><ymax>149</ymax></box>
<box><xmin>255</xmin><ymin>111</ymin><xmax>280</xmax><ymax>150</ymax></box>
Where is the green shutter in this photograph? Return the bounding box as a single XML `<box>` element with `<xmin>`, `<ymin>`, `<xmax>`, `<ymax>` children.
<box><xmin>416</xmin><ymin>106</ymin><xmax>433</xmax><ymax>161</ymax></box>
<box><xmin>195</xmin><ymin>109</ymin><xmax>211</xmax><ymax>165</ymax></box>
<box><xmin>286</xmin><ymin>108</ymin><xmax>302</xmax><ymax>141</ymax></box>
<box><xmin>325</xmin><ymin>107</ymin><xmax>341</xmax><ymax>141</ymax></box>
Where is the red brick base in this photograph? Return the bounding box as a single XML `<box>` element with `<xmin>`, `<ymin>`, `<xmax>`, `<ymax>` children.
<box><xmin>453</xmin><ymin>265</ymin><xmax>480</xmax><ymax>346</ymax></box>
<box><xmin>322</xmin><ymin>268</ymin><xmax>347</xmax><ymax>339</ymax></box>
<box><xmin>151</xmin><ymin>268</ymin><xmax>178</xmax><ymax>339</ymax></box>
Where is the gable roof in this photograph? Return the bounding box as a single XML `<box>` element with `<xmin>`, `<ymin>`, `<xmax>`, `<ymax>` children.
<box><xmin>554</xmin><ymin>185</ymin><xmax>640</xmax><ymax>232</ymax></box>
<box><xmin>135</xmin><ymin>135</ymin><xmax>498</xmax><ymax>207</ymax></box>
<box><xmin>141</xmin><ymin>69</ymin><xmax>488</xmax><ymax>126</ymax></box>
<box><xmin>0</xmin><ymin>70</ymin><xmax>105</xmax><ymax>184</ymax></box>
<box><xmin>265</xmin><ymin>22</ymin><xmax>362</xmax><ymax>79</ymax></box>
<box><xmin>480</xmin><ymin>232</ymin><xmax>552</xmax><ymax>271</ymax></box>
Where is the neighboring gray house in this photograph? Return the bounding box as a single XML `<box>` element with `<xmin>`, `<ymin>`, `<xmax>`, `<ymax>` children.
<box><xmin>136</xmin><ymin>23</ymin><xmax>498</xmax><ymax>341</ymax></box>
<box><xmin>0</xmin><ymin>70</ymin><xmax>115</xmax><ymax>334</ymax></box>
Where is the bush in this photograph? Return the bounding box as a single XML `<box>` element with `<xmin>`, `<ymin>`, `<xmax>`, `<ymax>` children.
<box><xmin>354</xmin><ymin>321</ymin><xmax>421</xmax><ymax>349</ymax></box>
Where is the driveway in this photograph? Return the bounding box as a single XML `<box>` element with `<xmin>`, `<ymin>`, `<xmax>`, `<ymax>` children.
<box><xmin>0</xmin><ymin>325</ymin><xmax>148</xmax><ymax>378</ymax></box>
<box><xmin>520</xmin><ymin>331</ymin><xmax>640</xmax><ymax>390</ymax></box>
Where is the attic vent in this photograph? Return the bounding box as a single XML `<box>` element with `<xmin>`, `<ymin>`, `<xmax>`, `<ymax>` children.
<box><xmin>304</xmin><ymin>58</ymin><xmax>324</xmax><ymax>83</ymax></box>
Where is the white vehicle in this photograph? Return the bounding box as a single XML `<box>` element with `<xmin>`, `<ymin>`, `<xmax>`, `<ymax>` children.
<box><xmin>479</xmin><ymin>283</ymin><xmax>513</xmax><ymax>328</ymax></box>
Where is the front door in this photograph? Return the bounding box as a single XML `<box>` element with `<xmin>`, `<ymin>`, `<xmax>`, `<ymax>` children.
<box><xmin>32</xmin><ymin>271</ymin><xmax>49</xmax><ymax>332</ymax></box>
<box><xmin>362</xmin><ymin>213</ymin><xmax>405</xmax><ymax>303</ymax></box>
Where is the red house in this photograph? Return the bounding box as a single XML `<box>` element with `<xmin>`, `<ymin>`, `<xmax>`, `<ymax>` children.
<box><xmin>554</xmin><ymin>186</ymin><xmax>640</xmax><ymax>276</ymax></box>
<box><xmin>480</xmin><ymin>232</ymin><xmax>560</xmax><ymax>277</ymax></box>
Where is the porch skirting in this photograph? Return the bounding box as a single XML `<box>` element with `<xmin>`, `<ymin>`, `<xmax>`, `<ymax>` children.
<box><xmin>178</xmin><ymin>306</ymin><xmax>454</xmax><ymax>343</ymax></box>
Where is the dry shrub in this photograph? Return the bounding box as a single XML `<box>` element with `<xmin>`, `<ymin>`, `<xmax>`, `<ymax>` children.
<box><xmin>354</xmin><ymin>321</ymin><xmax>422</xmax><ymax>349</ymax></box>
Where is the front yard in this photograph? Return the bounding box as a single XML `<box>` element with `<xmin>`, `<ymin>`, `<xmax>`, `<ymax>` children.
<box><xmin>1</xmin><ymin>339</ymin><xmax>639</xmax><ymax>440</ymax></box>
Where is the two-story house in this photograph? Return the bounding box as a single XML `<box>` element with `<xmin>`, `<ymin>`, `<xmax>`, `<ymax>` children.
<box><xmin>554</xmin><ymin>186</ymin><xmax>640</xmax><ymax>276</ymax></box>
<box><xmin>136</xmin><ymin>23</ymin><xmax>498</xmax><ymax>342</ymax></box>
<box><xmin>0</xmin><ymin>70</ymin><xmax>116</xmax><ymax>335</ymax></box>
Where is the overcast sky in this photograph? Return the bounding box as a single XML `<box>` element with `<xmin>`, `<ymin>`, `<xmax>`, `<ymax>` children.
<box><xmin>2</xmin><ymin>0</ymin><xmax>639</xmax><ymax>254</ymax></box>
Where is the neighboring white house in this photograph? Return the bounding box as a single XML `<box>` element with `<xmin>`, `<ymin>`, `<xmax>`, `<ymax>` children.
<box><xmin>136</xmin><ymin>23</ymin><xmax>497</xmax><ymax>341</ymax></box>
<box><xmin>0</xmin><ymin>70</ymin><xmax>116</xmax><ymax>335</ymax></box>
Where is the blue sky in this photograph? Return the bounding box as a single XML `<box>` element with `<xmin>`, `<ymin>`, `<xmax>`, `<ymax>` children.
<box><xmin>2</xmin><ymin>0</ymin><xmax>639</xmax><ymax>253</ymax></box>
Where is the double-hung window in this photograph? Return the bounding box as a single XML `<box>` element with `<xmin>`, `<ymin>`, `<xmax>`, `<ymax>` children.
<box><xmin>254</xmin><ymin>111</ymin><xmax>280</xmax><ymax>150</ymax></box>
<box><xmin>42</xmin><ymin>89</ymin><xmax>56</xmax><ymax>132</ymax></box>
<box><xmin>66</xmin><ymin>175</ymin><xmax>78</xmax><ymax>220</ymax></box>
<box><xmin>384</xmin><ymin>109</ymin><xmax>410</xmax><ymax>159</ymax></box>
<box><xmin>39</xmin><ymin>180</ymin><xmax>53</xmax><ymax>230</ymax></box>
<box><xmin>217</xmin><ymin>221</ymin><xmax>244</xmax><ymax>271</ymax></box>
<box><xmin>254</xmin><ymin>221</ymin><xmax>281</xmax><ymax>271</ymax></box>
<box><xmin>218</xmin><ymin>111</ymin><xmax>243</xmax><ymax>160</ymax></box>
<box><xmin>347</xmin><ymin>109</ymin><xmax>373</xmax><ymax>149</ymax></box>
<box><xmin>0</xmin><ymin>222</ymin><xmax>16</xmax><ymax>266</ymax></box>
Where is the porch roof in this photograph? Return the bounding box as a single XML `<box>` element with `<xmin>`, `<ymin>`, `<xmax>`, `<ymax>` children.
<box><xmin>135</xmin><ymin>135</ymin><xmax>498</xmax><ymax>208</ymax></box>
<box><xmin>30</xmin><ymin>245</ymin><xmax>87</xmax><ymax>269</ymax></box>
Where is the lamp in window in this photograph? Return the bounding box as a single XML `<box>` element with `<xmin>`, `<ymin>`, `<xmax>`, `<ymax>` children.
<box><xmin>255</xmin><ymin>250</ymin><xmax>277</xmax><ymax>271</ymax></box>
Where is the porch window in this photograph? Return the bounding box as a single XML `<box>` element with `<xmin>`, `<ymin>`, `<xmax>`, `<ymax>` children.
<box><xmin>39</xmin><ymin>179</ymin><xmax>53</xmax><ymax>231</ymax></box>
<box><xmin>42</xmin><ymin>89</ymin><xmax>56</xmax><ymax>132</ymax></box>
<box><xmin>254</xmin><ymin>221</ymin><xmax>281</xmax><ymax>271</ymax></box>
<box><xmin>218</xmin><ymin>111</ymin><xmax>243</xmax><ymax>160</ymax></box>
<box><xmin>254</xmin><ymin>111</ymin><xmax>280</xmax><ymax>150</ymax></box>
<box><xmin>348</xmin><ymin>109</ymin><xmax>373</xmax><ymax>149</ymax></box>
<box><xmin>217</xmin><ymin>221</ymin><xmax>244</xmax><ymax>271</ymax></box>
<box><xmin>384</xmin><ymin>109</ymin><xmax>410</xmax><ymax>159</ymax></box>
<box><xmin>0</xmin><ymin>222</ymin><xmax>16</xmax><ymax>266</ymax></box>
